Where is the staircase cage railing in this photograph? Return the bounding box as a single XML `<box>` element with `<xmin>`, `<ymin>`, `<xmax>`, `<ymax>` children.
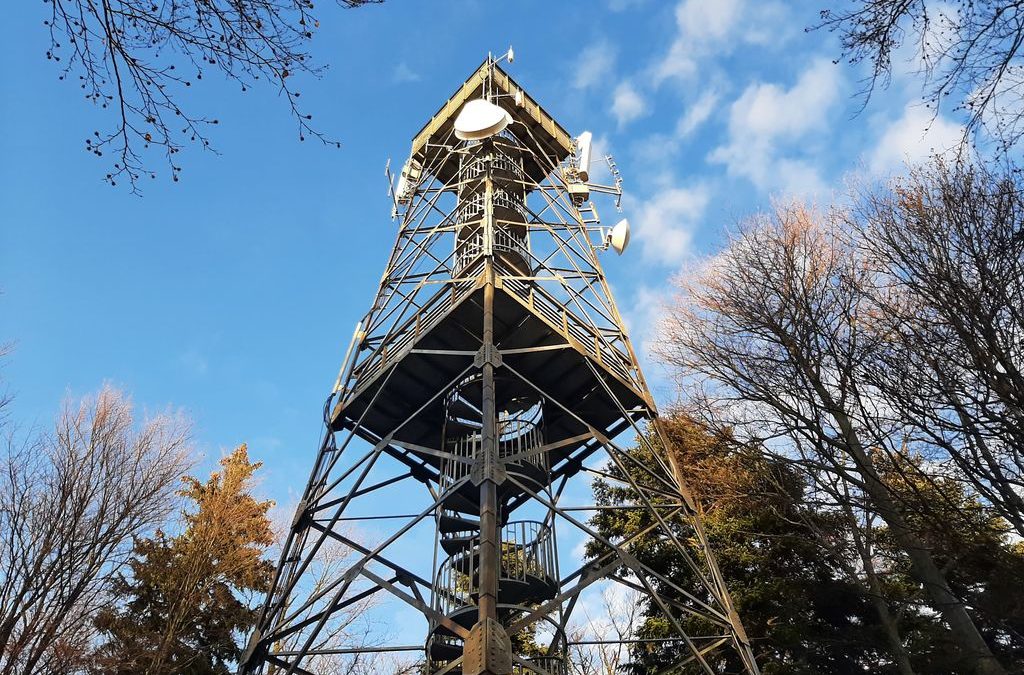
<box><xmin>439</xmin><ymin>380</ymin><xmax>548</xmax><ymax>495</ymax></box>
<box><xmin>432</xmin><ymin>520</ymin><xmax>556</xmax><ymax>619</ymax></box>
<box><xmin>453</xmin><ymin>226</ymin><xmax>530</xmax><ymax>275</ymax></box>
<box><xmin>513</xmin><ymin>656</ymin><xmax>569</xmax><ymax>675</ymax></box>
<box><xmin>456</xmin><ymin>188</ymin><xmax>526</xmax><ymax>224</ymax></box>
<box><xmin>438</xmin><ymin>419</ymin><xmax>547</xmax><ymax>495</ymax></box>
<box><xmin>460</xmin><ymin>149</ymin><xmax>526</xmax><ymax>184</ymax></box>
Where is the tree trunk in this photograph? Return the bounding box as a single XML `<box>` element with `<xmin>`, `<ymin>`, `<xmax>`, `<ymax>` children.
<box><xmin>868</xmin><ymin>592</ymin><xmax>916</xmax><ymax>675</ymax></box>
<box><xmin>829</xmin><ymin>403</ymin><xmax>1006</xmax><ymax>675</ymax></box>
<box><xmin>861</xmin><ymin>545</ymin><xmax>915</xmax><ymax>675</ymax></box>
<box><xmin>842</xmin><ymin>503</ymin><xmax>916</xmax><ymax>675</ymax></box>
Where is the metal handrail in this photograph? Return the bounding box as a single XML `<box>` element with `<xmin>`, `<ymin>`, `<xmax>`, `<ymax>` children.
<box><xmin>513</xmin><ymin>656</ymin><xmax>569</xmax><ymax>675</ymax></box>
<box><xmin>501</xmin><ymin>276</ymin><xmax>635</xmax><ymax>384</ymax></box>
<box><xmin>344</xmin><ymin>278</ymin><xmax>477</xmax><ymax>399</ymax></box>
<box><xmin>454</xmin><ymin>226</ymin><xmax>529</xmax><ymax>274</ymax></box>
<box><xmin>460</xmin><ymin>151</ymin><xmax>525</xmax><ymax>184</ymax></box>
<box><xmin>439</xmin><ymin>388</ymin><xmax>548</xmax><ymax>494</ymax></box>
<box><xmin>432</xmin><ymin>520</ymin><xmax>557</xmax><ymax>619</ymax></box>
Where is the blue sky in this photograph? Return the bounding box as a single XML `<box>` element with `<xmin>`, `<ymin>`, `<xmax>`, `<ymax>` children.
<box><xmin>0</xmin><ymin>0</ymin><xmax>965</xmax><ymax>650</ymax></box>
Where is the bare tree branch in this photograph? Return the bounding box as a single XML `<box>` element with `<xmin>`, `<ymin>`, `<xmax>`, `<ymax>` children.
<box><xmin>819</xmin><ymin>1</ymin><xmax>1024</xmax><ymax>153</ymax></box>
<box><xmin>848</xmin><ymin>157</ymin><xmax>1024</xmax><ymax>538</ymax></box>
<box><xmin>42</xmin><ymin>0</ymin><xmax>381</xmax><ymax>192</ymax></box>
<box><xmin>657</xmin><ymin>202</ymin><xmax>1009</xmax><ymax>674</ymax></box>
<box><xmin>0</xmin><ymin>386</ymin><xmax>193</xmax><ymax>673</ymax></box>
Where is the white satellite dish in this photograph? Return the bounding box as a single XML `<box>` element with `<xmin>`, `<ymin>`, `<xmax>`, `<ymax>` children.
<box><xmin>454</xmin><ymin>99</ymin><xmax>512</xmax><ymax>140</ymax></box>
<box><xmin>607</xmin><ymin>218</ymin><xmax>631</xmax><ymax>255</ymax></box>
<box><xmin>576</xmin><ymin>131</ymin><xmax>593</xmax><ymax>182</ymax></box>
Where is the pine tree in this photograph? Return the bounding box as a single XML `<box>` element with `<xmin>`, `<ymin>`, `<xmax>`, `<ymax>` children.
<box><xmin>586</xmin><ymin>416</ymin><xmax>916</xmax><ymax>674</ymax></box>
<box><xmin>94</xmin><ymin>445</ymin><xmax>275</xmax><ymax>674</ymax></box>
<box><xmin>586</xmin><ymin>417</ymin><xmax>1024</xmax><ymax>674</ymax></box>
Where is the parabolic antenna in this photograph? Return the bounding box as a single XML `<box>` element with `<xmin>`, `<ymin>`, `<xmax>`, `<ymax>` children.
<box><xmin>608</xmin><ymin>218</ymin><xmax>631</xmax><ymax>255</ymax></box>
<box><xmin>454</xmin><ymin>99</ymin><xmax>512</xmax><ymax>140</ymax></box>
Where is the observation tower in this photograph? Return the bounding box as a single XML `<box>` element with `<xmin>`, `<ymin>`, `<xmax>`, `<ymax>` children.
<box><xmin>240</xmin><ymin>52</ymin><xmax>759</xmax><ymax>675</ymax></box>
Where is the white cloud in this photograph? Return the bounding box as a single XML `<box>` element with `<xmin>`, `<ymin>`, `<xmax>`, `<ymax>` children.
<box><xmin>772</xmin><ymin>159</ymin><xmax>831</xmax><ymax>198</ymax></box>
<box><xmin>654</xmin><ymin>0</ymin><xmax>790</xmax><ymax>86</ymax></box>
<box><xmin>574</xmin><ymin>42</ymin><xmax>617</xmax><ymax>90</ymax></box>
<box><xmin>391</xmin><ymin>62</ymin><xmax>420</xmax><ymax>84</ymax></box>
<box><xmin>710</xmin><ymin>58</ymin><xmax>841</xmax><ymax>195</ymax></box>
<box><xmin>611</xmin><ymin>81</ymin><xmax>648</xmax><ymax>127</ymax></box>
<box><xmin>676</xmin><ymin>91</ymin><xmax>718</xmax><ymax>137</ymax></box>
<box><xmin>729</xmin><ymin>59</ymin><xmax>839</xmax><ymax>139</ymax></box>
<box><xmin>628</xmin><ymin>90</ymin><xmax>719</xmax><ymax>174</ymax></box>
<box><xmin>869</xmin><ymin>104</ymin><xmax>963</xmax><ymax>174</ymax></box>
<box><xmin>629</xmin><ymin>184</ymin><xmax>709</xmax><ymax>265</ymax></box>
<box><xmin>620</xmin><ymin>283</ymin><xmax>669</xmax><ymax>368</ymax></box>
<box><xmin>675</xmin><ymin>0</ymin><xmax>744</xmax><ymax>43</ymax></box>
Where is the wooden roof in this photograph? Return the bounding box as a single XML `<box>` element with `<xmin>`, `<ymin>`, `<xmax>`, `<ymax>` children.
<box><xmin>409</xmin><ymin>60</ymin><xmax>575</xmax><ymax>184</ymax></box>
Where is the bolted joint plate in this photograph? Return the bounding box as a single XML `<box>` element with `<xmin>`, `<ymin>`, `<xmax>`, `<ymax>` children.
<box><xmin>470</xmin><ymin>452</ymin><xmax>508</xmax><ymax>486</ymax></box>
<box><xmin>474</xmin><ymin>344</ymin><xmax>503</xmax><ymax>369</ymax></box>
<box><xmin>463</xmin><ymin>617</ymin><xmax>513</xmax><ymax>675</ymax></box>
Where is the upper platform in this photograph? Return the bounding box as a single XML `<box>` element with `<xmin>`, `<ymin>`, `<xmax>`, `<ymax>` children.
<box><xmin>410</xmin><ymin>60</ymin><xmax>575</xmax><ymax>185</ymax></box>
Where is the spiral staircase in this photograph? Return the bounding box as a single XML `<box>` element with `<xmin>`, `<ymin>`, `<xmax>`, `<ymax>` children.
<box><xmin>426</xmin><ymin>377</ymin><xmax>567</xmax><ymax>674</ymax></box>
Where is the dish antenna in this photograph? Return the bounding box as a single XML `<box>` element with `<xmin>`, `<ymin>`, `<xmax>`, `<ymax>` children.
<box><xmin>605</xmin><ymin>218</ymin><xmax>631</xmax><ymax>255</ymax></box>
<box><xmin>454</xmin><ymin>99</ymin><xmax>512</xmax><ymax>140</ymax></box>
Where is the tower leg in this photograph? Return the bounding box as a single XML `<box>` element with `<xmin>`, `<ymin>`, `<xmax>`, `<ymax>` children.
<box><xmin>466</xmin><ymin>263</ymin><xmax>513</xmax><ymax>675</ymax></box>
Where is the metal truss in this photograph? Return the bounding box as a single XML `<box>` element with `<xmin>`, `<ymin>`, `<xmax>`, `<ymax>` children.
<box><xmin>240</xmin><ymin>57</ymin><xmax>759</xmax><ymax>675</ymax></box>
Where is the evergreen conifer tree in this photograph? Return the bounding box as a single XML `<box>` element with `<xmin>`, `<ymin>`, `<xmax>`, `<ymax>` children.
<box><xmin>94</xmin><ymin>445</ymin><xmax>275</xmax><ymax>675</ymax></box>
<box><xmin>586</xmin><ymin>416</ymin><xmax>1024</xmax><ymax>674</ymax></box>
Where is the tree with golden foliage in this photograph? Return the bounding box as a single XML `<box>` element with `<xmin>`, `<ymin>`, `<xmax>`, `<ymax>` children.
<box><xmin>94</xmin><ymin>445</ymin><xmax>275</xmax><ymax>674</ymax></box>
<box><xmin>586</xmin><ymin>416</ymin><xmax>884</xmax><ymax>674</ymax></box>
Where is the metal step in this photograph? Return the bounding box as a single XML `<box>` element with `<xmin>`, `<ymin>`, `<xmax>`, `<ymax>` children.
<box><xmin>577</xmin><ymin>200</ymin><xmax>600</xmax><ymax>225</ymax></box>
<box><xmin>441</xmin><ymin>534</ymin><xmax>477</xmax><ymax>557</ymax></box>
<box><xmin>429</xmin><ymin>638</ymin><xmax>463</xmax><ymax>661</ymax></box>
<box><xmin>438</xmin><ymin>513</ymin><xmax>480</xmax><ymax>534</ymax></box>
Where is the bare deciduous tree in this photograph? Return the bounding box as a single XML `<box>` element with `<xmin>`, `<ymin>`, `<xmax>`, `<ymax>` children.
<box><xmin>567</xmin><ymin>585</ymin><xmax>641</xmax><ymax>675</ymax></box>
<box><xmin>0</xmin><ymin>386</ymin><xmax>192</xmax><ymax>674</ymax></box>
<box><xmin>783</xmin><ymin>457</ymin><xmax>917</xmax><ymax>675</ymax></box>
<box><xmin>658</xmin><ymin>203</ymin><xmax>1008</xmax><ymax>675</ymax></box>
<box><xmin>820</xmin><ymin>1</ymin><xmax>1024</xmax><ymax>152</ymax></box>
<box><xmin>849</xmin><ymin>158</ymin><xmax>1024</xmax><ymax>539</ymax></box>
<box><xmin>265</xmin><ymin>517</ymin><xmax>393</xmax><ymax>675</ymax></box>
<box><xmin>43</xmin><ymin>0</ymin><xmax>381</xmax><ymax>190</ymax></box>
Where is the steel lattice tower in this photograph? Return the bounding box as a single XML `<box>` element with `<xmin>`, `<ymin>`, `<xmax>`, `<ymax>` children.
<box><xmin>240</xmin><ymin>55</ymin><xmax>759</xmax><ymax>675</ymax></box>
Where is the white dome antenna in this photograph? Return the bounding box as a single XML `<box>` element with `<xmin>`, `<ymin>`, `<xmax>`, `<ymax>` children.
<box><xmin>605</xmin><ymin>218</ymin><xmax>631</xmax><ymax>255</ymax></box>
<box><xmin>454</xmin><ymin>99</ymin><xmax>512</xmax><ymax>140</ymax></box>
